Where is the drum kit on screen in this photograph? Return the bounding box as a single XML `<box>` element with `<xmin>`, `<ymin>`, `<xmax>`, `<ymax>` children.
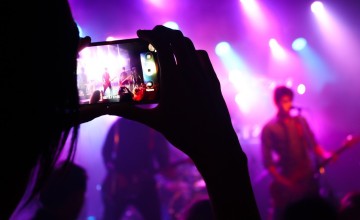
<box><xmin>157</xmin><ymin>161</ymin><xmax>209</xmax><ymax>220</ymax></box>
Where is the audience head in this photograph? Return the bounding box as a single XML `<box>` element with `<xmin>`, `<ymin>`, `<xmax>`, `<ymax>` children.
<box><xmin>273</xmin><ymin>86</ymin><xmax>294</xmax><ymax>104</ymax></box>
<box><xmin>273</xmin><ymin>85</ymin><xmax>294</xmax><ymax>113</ymax></box>
<box><xmin>89</xmin><ymin>90</ymin><xmax>102</xmax><ymax>104</ymax></box>
<box><xmin>35</xmin><ymin>161</ymin><xmax>88</xmax><ymax>220</ymax></box>
<box><xmin>3</xmin><ymin>15</ymin><xmax>260</xmax><ymax>219</ymax></box>
<box><xmin>5</xmin><ymin>0</ymin><xmax>84</xmax><ymax>218</ymax></box>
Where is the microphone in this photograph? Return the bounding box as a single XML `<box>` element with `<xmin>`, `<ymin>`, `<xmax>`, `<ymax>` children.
<box><xmin>291</xmin><ymin>106</ymin><xmax>302</xmax><ymax>111</ymax></box>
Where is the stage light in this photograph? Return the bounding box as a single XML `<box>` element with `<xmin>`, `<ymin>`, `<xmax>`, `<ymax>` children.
<box><xmin>215</xmin><ymin>41</ymin><xmax>231</xmax><ymax>56</ymax></box>
<box><xmin>106</xmin><ymin>36</ymin><xmax>117</xmax><ymax>41</ymax></box>
<box><xmin>269</xmin><ymin>38</ymin><xmax>286</xmax><ymax>60</ymax></box>
<box><xmin>163</xmin><ymin>21</ymin><xmax>180</xmax><ymax>30</ymax></box>
<box><xmin>240</xmin><ymin>0</ymin><xmax>258</xmax><ymax>12</ymax></box>
<box><xmin>147</xmin><ymin>0</ymin><xmax>164</xmax><ymax>8</ymax></box>
<box><xmin>297</xmin><ymin>84</ymin><xmax>306</xmax><ymax>95</ymax></box>
<box><xmin>239</xmin><ymin>0</ymin><xmax>270</xmax><ymax>33</ymax></box>
<box><xmin>269</xmin><ymin>38</ymin><xmax>277</xmax><ymax>48</ymax></box>
<box><xmin>286</xmin><ymin>79</ymin><xmax>293</xmax><ymax>88</ymax></box>
<box><xmin>292</xmin><ymin>37</ymin><xmax>307</xmax><ymax>51</ymax></box>
<box><xmin>311</xmin><ymin>1</ymin><xmax>325</xmax><ymax>14</ymax></box>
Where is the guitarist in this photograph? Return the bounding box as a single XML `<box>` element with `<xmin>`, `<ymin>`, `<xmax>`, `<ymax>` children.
<box><xmin>260</xmin><ymin>85</ymin><xmax>333</xmax><ymax>220</ymax></box>
<box><xmin>119</xmin><ymin>67</ymin><xmax>132</xmax><ymax>89</ymax></box>
<box><xmin>102</xmin><ymin>67</ymin><xmax>113</xmax><ymax>96</ymax></box>
<box><xmin>101</xmin><ymin>117</ymin><xmax>174</xmax><ymax>220</ymax></box>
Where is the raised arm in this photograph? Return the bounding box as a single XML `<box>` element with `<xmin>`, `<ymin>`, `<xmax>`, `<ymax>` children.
<box><xmin>101</xmin><ymin>25</ymin><xmax>261</xmax><ymax>220</ymax></box>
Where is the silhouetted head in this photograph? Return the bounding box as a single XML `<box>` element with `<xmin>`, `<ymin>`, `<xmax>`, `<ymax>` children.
<box><xmin>4</xmin><ymin>0</ymin><xmax>81</xmax><ymax>218</ymax></box>
<box><xmin>273</xmin><ymin>86</ymin><xmax>294</xmax><ymax>114</ymax></box>
<box><xmin>36</xmin><ymin>162</ymin><xmax>87</xmax><ymax>220</ymax></box>
<box><xmin>89</xmin><ymin>90</ymin><xmax>101</xmax><ymax>104</ymax></box>
<box><xmin>273</xmin><ymin>86</ymin><xmax>294</xmax><ymax>105</ymax></box>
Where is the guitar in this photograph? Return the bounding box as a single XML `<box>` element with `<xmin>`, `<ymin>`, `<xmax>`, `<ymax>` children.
<box><xmin>317</xmin><ymin>134</ymin><xmax>360</xmax><ymax>174</ymax></box>
<box><xmin>103</xmin><ymin>76</ymin><xmax>117</xmax><ymax>87</ymax></box>
<box><xmin>119</xmin><ymin>73</ymin><xmax>133</xmax><ymax>87</ymax></box>
<box><xmin>270</xmin><ymin>134</ymin><xmax>360</xmax><ymax>206</ymax></box>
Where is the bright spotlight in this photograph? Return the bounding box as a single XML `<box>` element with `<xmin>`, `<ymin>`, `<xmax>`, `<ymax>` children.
<box><xmin>285</xmin><ymin>79</ymin><xmax>293</xmax><ymax>88</ymax></box>
<box><xmin>269</xmin><ymin>38</ymin><xmax>278</xmax><ymax>48</ymax></box>
<box><xmin>311</xmin><ymin>1</ymin><xmax>325</xmax><ymax>14</ymax></box>
<box><xmin>163</xmin><ymin>21</ymin><xmax>180</xmax><ymax>30</ymax></box>
<box><xmin>215</xmin><ymin>42</ymin><xmax>231</xmax><ymax>56</ymax></box>
<box><xmin>292</xmin><ymin>37</ymin><xmax>307</xmax><ymax>51</ymax></box>
<box><xmin>297</xmin><ymin>84</ymin><xmax>306</xmax><ymax>95</ymax></box>
<box><xmin>269</xmin><ymin>38</ymin><xmax>286</xmax><ymax>60</ymax></box>
<box><xmin>240</xmin><ymin>0</ymin><xmax>258</xmax><ymax>12</ymax></box>
<box><xmin>106</xmin><ymin>36</ymin><xmax>117</xmax><ymax>41</ymax></box>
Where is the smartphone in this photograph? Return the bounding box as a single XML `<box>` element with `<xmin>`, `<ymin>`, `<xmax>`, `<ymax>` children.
<box><xmin>76</xmin><ymin>38</ymin><xmax>160</xmax><ymax>106</ymax></box>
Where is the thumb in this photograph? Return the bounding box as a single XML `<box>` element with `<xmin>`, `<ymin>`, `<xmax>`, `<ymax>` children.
<box><xmin>107</xmin><ymin>104</ymin><xmax>159</xmax><ymax>130</ymax></box>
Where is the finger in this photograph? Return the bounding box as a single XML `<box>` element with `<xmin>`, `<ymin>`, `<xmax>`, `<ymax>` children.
<box><xmin>180</xmin><ymin>37</ymin><xmax>206</xmax><ymax>83</ymax></box>
<box><xmin>137</xmin><ymin>29</ymin><xmax>179</xmax><ymax>92</ymax></box>
<box><xmin>170</xmin><ymin>34</ymin><xmax>205</xmax><ymax>83</ymax></box>
<box><xmin>78</xmin><ymin>36</ymin><xmax>91</xmax><ymax>52</ymax></box>
<box><xmin>151</xmin><ymin>27</ymin><xmax>201</xmax><ymax>75</ymax></box>
<box><xmin>137</xmin><ymin>27</ymin><xmax>185</xmax><ymax>105</ymax></box>
<box><xmin>148</xmin><ymin>26</ymin><xmax>204</xmax><ymax>89</ymax></box>
<box><xmin>156</xmin><ymin>27</ymin><xmax>196</xmax><ymax>68</ymax></box>
<box><xmin>197</xmin><ymin>50</ymin><xmax>221</xmax><ymax>89</ymax></box>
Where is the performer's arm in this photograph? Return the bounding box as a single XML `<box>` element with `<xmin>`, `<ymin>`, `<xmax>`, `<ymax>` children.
<box><xmin>299</xmin><ymin>116</ymin><xmax>332</xmax><ymax>159</ymax></box>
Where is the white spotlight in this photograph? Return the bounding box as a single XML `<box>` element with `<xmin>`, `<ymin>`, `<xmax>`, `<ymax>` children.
<box><xmin>163</xmin><ymin>21</ymin><xmax>180</xmax><ymax>30</ymax></box>
<box><xmin>215</xmin><ymin>42</ymin><xmax>231</xmax><ymax>56</ymax></box>
<box><xmin>269</xmin><ymin>38</ymin><xmax>286</xmax><ymax>60</ymax></box>
<box><xmin>297</xmin><ymin>84</ymin><xmax>306</xmax><ymax>95</ymax></box>
<box><xmin>292</xmin><ymin>38</ymin><xmax>307</xmax><ymax>51</ymax></box>
<box><xmin>269</xmin><ymin>38</ymin><xmax>278</xmax><ymax>48</ymax></box>
<box><xmin>311</xmin><ymin>1</ymin><xmax>325</xmax><ymax>14</ymax></box>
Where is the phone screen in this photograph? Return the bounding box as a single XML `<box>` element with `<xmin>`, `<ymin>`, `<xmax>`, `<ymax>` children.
<box><xmin>76</xmin><ymin>38</ymin><xmax>160</xmax><ymax>105</ymax></box>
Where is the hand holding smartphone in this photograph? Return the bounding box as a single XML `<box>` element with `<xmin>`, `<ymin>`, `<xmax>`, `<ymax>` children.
<box><xmin>76</xmin><ymin>38</ymin><xmax>160</xmax><ymax>106</ymax></box>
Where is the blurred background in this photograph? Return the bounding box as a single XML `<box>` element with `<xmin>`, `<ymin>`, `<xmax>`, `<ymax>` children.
<box><xmin>33</xmin><ymin>0</ymin><xmax>360</xmax><ymax>219</ymax></box>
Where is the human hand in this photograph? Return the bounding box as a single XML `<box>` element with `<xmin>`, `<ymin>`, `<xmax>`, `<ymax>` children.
<box><xmin>106</xmin><ymin>25</ymin><xmax>241</xmax><ymax>160</ymax></box>
<box><xmin>101</xmin><ymin>26</ymin><xmax>260</xmax><ymax>220</ymax></box>
<box><xmin>78</xmin><ymin>36</ymin><xmax>91</xmax><ymax>52</ymax></box>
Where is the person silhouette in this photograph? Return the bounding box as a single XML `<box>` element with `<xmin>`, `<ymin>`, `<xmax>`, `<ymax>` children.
<box><xmin>4</xmin><ymin>1</ymin><xmax>90</xmax><ymax>219</ymax></box>
<box><xmin>31</xmin><ymin>161</ymin><xmax>88</xmax><ymax>220</ymax></box>
<box><xmin>260</xmin><ymin>85</ymin><xmax>333</xmax><ymax>220</ymax></box>
<box><xmin>102</xmin><ymin>67</ymin><xmax>113</xmax><ymax>96</ymax></box>
<box><xmin>100</xmin><ymin>117</ymin><xmax>173</xmax><ymax>220</ymax></box>
<box><xmin>5</xmin><ymin>8</ymin><xmax>260</xmax><ymax>220</ymax></box>
<box><xmin>102</xmin><ymin>25</ymin><xmax>261</xmax><ymax>220</ymax></box>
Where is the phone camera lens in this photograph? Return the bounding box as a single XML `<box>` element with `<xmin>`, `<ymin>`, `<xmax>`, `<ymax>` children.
<box><xmin>146</xmin><ymin>81</ymin><xmax>153</xmax><ymax>87</ymax></box>
<box><xmin>145</xmin><ymin>52</ymin><xmax>153</xmax><ymax>60</ymax></box>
